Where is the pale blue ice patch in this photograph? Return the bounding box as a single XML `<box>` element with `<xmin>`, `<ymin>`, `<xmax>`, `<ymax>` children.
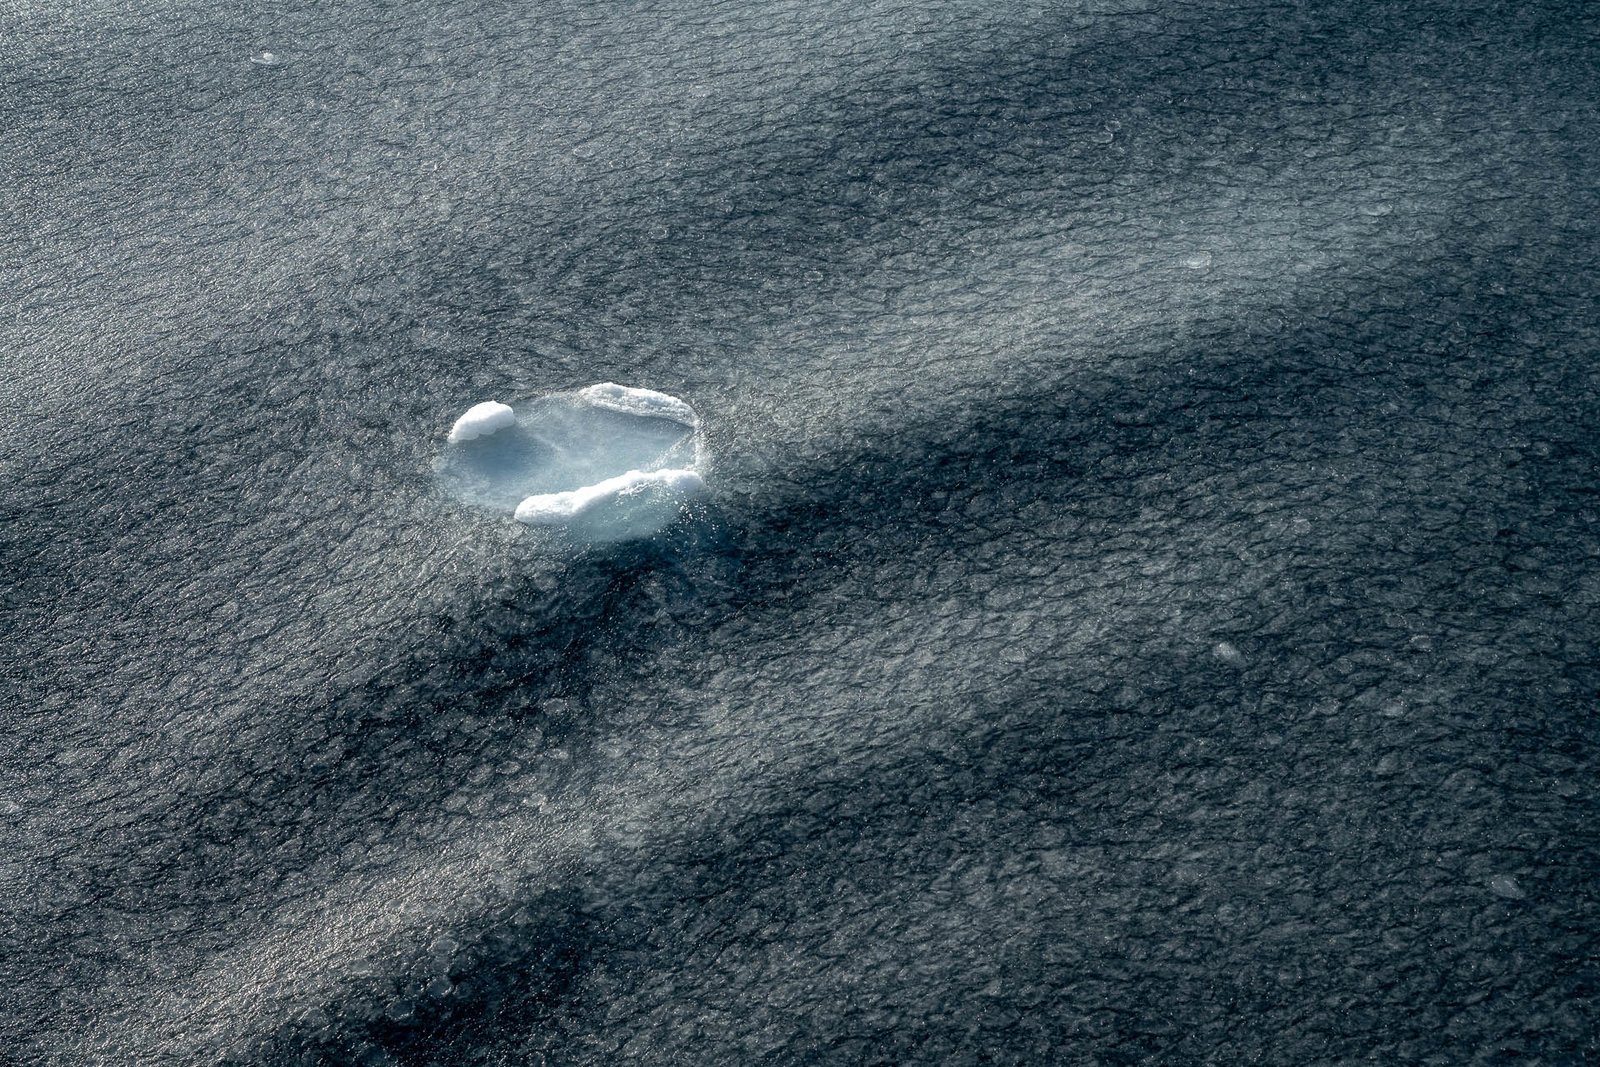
<box><xmin>434</xmin><ymin>386</ymin><xmax>705</xmax><ymax>541</ymax></box>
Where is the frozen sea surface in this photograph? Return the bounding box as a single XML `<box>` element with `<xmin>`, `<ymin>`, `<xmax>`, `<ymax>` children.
<box><xmin>3</xmin><ymin>0</ymin><xmax>1598</xmax><ymax>1064</ymax></box>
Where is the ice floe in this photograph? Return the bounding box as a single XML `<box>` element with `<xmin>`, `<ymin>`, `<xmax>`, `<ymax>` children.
<box><xmin>435</xmin><ymin>386</ymin><xmax>705</xmax><ymax>541</ymax></box>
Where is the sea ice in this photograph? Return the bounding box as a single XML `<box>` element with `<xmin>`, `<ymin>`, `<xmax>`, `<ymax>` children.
<box><xmin>578</xmin><ymin>383</ymin><xmax>699</xmax><ymax>427</ymax></box>
<box><xmin>447</xmin><ymin>401</ymin><xmax>516</xmax><ymax>443</ymax></box>
<box><xmin>515</xmin><ymin>468</ymin><xmax>705</xmax><ymax>525</ymax></box>
<box><xmin>435</xmin><ymin>386</ymin><xmax>705</xmax><ymax>541</ymax></box>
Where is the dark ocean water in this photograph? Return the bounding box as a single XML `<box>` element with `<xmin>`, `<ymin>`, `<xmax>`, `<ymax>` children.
<box><xmin>3</xmin><ymin>0</ymin><xmax>1598</xmax><ymax>1063</ymax></box>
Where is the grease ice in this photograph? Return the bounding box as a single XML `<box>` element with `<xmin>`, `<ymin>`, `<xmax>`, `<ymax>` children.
<box><xmin>447</xmin><ymin>401</ymin><xmax>516</xmax><ymax>443</ymax></box>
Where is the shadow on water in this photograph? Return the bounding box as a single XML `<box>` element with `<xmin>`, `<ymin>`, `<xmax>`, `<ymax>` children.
<box><xmin>238</xmin><ymin>885</ymin><xmax>599</xmax><ymax>1067</ymax></box>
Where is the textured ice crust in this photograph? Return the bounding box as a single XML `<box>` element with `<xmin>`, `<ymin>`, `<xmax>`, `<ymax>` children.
<box><xmin>579</xmin><ymin>383</ymin><xmax>700</xmax><ymax>427</ymax></box>
<box><xmin>446</xmin><ymin>401</ymin><xmax>515</xmax><ymax>443</ymax></box>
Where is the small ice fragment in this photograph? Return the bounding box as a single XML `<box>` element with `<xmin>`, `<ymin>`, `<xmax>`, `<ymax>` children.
<box><xmin>1183</xmin><ymin>251</ymin><xmax>1214</xmax><ymax>270</ymax></box>
<box><xmin>1487</xmin><ymin>874</ymin><xmax>1526</xmax><ymax>900</ymax></box>
<box><xmin>515</xmin><ymin>468</ymin><xmax>704</xmax><ymax>525</ymax></box>
<box><xmin>578</xmin><ymin>383</ymin><xmax>698</xmax><ymax>427</ymax></box>
<box><xmin>1213</xmin><ymin>641</ymin><xmax>1245</xmax><ymax>665</ymax></box>
<box><xmin>249</xmin><ymin>49</ymin><xmax>281</xmax><ymax>66</ymax></box>
<box><xmin>447</xmin><ymin>401</ymin><xmax>516</xmax><ymax>443</ymax></box>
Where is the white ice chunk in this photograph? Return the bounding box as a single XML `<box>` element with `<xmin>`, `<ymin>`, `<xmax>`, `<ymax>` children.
<box><xmin>515</xmin><ymin>468</ymin><xmax>704</xmax><ymax>526</ymax></box>
<box><xmin>447</xmin><ymin>401</ymin><xmax>516</xmax><ymax>443</ymax></box>
<box><xmin>578</xmin><ymin>383</ymin><xmax>698</xmax><ymax>427</ymax></box>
